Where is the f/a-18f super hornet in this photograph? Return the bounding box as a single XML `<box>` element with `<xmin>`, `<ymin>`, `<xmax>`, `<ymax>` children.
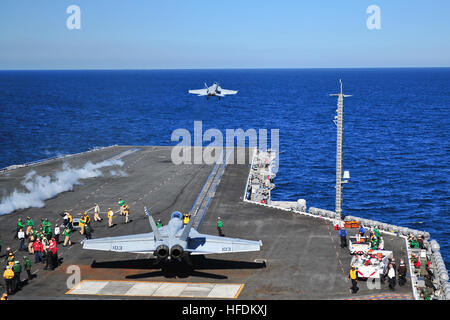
<box><xmin>188</xmin><ymin>82</ymin><xmax>238</xmax><ymax>100</ymax></box>
<box><xmin>82</xmin><ymin>208</ymin><xmax>262</xmax><ymax>265</ymax></box>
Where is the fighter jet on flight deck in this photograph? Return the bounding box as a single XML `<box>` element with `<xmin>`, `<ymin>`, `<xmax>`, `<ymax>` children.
<box><xmin>82</xmin><ymin>208</ymin><xmax>262</xmax><ymax>266</ymax></box>
<box><xmin>188</xmin><ymin>82</ymin><xmax>238</xmax><ymax>100</ymax></box>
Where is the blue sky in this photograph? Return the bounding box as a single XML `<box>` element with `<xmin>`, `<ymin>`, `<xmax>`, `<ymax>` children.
<box><xmin>0</xmin><ymin>0</ymin><xmax>449</xmax><ymax>69</ymax></box>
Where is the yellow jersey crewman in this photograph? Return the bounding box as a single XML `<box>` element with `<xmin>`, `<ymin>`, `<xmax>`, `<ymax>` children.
<box><xmin>79</xmin><ymin>213</ymin><xmax>86</xmax><ymax>235</ymax></box>
<box><xmin>3</xmin><ymin>266</ymin><xmax>14</xmax><ymax>295</ymax></box>
<box><xmin>349</xmin><ymin>266</ymin><xmax>359</xmax><ymax>294</ymax></box>
<box><xmin>124</xmin><ymin>205</ymin><xmax>130</xmax><ymax>224</ymax></box>
<box><xmin>107</xmin><ymin>208</ymin><xmax>114</xmax><ymax>227</ymax></box>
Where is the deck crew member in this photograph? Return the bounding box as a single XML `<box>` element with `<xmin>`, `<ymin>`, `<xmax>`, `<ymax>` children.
<box><xmin>43</xmin><ymin>218</ymin><xmax>52</xmax><ymax>240</ymax></box>
<box><xmin>63</xmin><ymin>211</ymin><xmax>69</xmax><ymax>226</ymax></box>
<box><xmin>63</xmin><ymin>227</ymin><xmax>72</xmax><ymax>247</ymax></box>
<box><xmin>217</xmin><ymin>217</ymin><xmax>224</xmax><ymax>237</ymax></box>
<box><xmin>183</xmin><ymin>214</ymin><xmax>190</xmax><ymax>225</ymax></box>
<box><xmin>28</xmin><ymin>231</ymin><xmax>35</xmax><ymax>254</ymax></box>
<box><xmin>84</xmin><ymin>212</ymin><xmax>91</xmax><ymax>225</ymax></box>
<box><xmin>79</xmin><ymin>214</ymin><xmax>86</xmax><ymax>235</ymax></box>
<box><xmin>339</xmin><ymin>228</ymin><xmax>348</xmax><ymax>248</ymax></box>
<box><xmin>387</xmin><ymin>263</ymin><xmax>396</xmax><ymax>290</ymax></box>
<box><xmin>397</xmin><ymin>259</ymin><xmax>407</xmax><ymax>286</ymax></box>
<box><xmin>39</xmin><ymin>217</ymin><xmax>45</xmax><ymax>232</ymax></box>
<box><xmin>44</xmin><ymin>244</ymin><xmax>53</xmax><ymax>271</ymax></box>
<box><xmin>48</xmin><ymin>238</ymin><xmax>58</xmax><ymax>269</ymax></box>
<box><xmin>93</xmin><ymin>203</ymin><xmax>102</xmax><ymax>222</ymax></box>
<box><xmin>107</xmin><ymin>208</ymin><xmax>114</xmax><ymax>227</ymax></box>
<box><xmin>12</xmin><ymin>261</ymin><xmax>21</xmax><ymax>291</ymax></box>
<box><xmin>84</xmin><ymin>223</ymin><xmax>92</xmax><ymax>239</ymax></box>
<box><xmin>156</xmin><ymin>219</ymin><xmax>163</xmax><ymax>228</ymax></box>
<box><xmin>3</xmin><ymin>266</ymin><xmax>14</xmax><ymax>295</ymax></box>
<box><xmin>41</xmin><ymin>234</ymin><xmax>49</xmax><ymax>257</ymax></box>
<box><xmin>373</xmin><ymin>226</ymin><xmax>380</xmax><ymax>239</ymax></box>
<box><xmin>15</xmin><ymin>219</ymin><xmax>25</xmax><ymax>239</ymax></box>
<box><xmin>82</xmin><ymin>212</ymin><xmax>91</xmax><ymax>231</ymax></box>
<box><xmin>359</xmin><ymin>225</ymin><xmax>365</xmax><ymax>236</ymax></box>
<box><xmin>33</xmin><ymin>238</ymin><xmax>43</xmax><ymax>263</ymax></box>
<box><xmin>370</xmin><ymin>232</ymin><xmax>378</xmax><ymax>250</ymax></box>
<box><xmin>410</xmin><ymin>236</ymin><xmax>420</xmax><ymax>249</ymax></box>
<box><xmin>417</xmin><ymin>235</ymin><xmax>424</xmax><ymax>249</ymax></box>
<box><xmin>26</xmin><ymin>216</ymin><xmax>34</xmax><ymax>235</ymax></box>
<box><xmin>349</xmin><ymin>266</ymin><xmax>359</xmax><ymax>294</ymax></box>
<box><xmin>18</xmin><ymin>229</ymin><xmax>26</xmax><ymax>251</ymax></box>
<box><xmin>41</xmin><ymin>235</ymin><xmax>49</xmax><ymax>268</ymax></box>
<box><xmin>391</xmin><ymin>258</ymin><xmax>397</xmax><ymax>272</ymax></box>
<box><xmin>67</xmin><ymin>212</ymin><xmax>73</xmax><ymax>231</ymax></box>
<box><xmin>124</xmin><ymin>205</ymin><xmax>130</xmax><ymax>224</ymax></box>
<box><xmin>118</xmin><ymin>198</ymin><xmax>125</xmax><ymax>215</ymax></box>
<box><xmin>63</xmin><ymin>211</ymin><xmax>72</xmax><ymax>229</ymax></box>
<box><xmin>23</xmin><ymin>256</ymin><xmax>32</xmax><ymax>281</ymax></box>
<box><xmin>54</xmin><ymin>224</ymin><xmax>61</xmax><ymax>244</ymax></box>
<box><xmin>7</xmin><ymin>253</ymin><xmax>15</xmax><ymax>268</ymax></box>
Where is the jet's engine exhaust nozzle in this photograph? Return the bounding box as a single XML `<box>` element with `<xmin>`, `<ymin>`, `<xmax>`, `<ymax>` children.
<box><xmin>155</xmin><ymin>245</ymin><xmax>170</xmax><ymax>259</ymax></box>
<box><xmin>170</xmin><ymin>245</ymin><xmax>184</xmax><ymax>259</ymax></box>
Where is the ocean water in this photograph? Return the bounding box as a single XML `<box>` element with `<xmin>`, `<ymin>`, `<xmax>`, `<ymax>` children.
<box><xmin>0</xmin><ymin>68</ymin><xmax>449</xmax><ymax>269</ymax></box>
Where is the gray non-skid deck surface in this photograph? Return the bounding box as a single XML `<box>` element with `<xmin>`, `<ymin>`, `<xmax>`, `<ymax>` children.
<box><xmin>0</xmin><ymin>146</ymin><xmax>412</xmax><ymax>299</ymax></box>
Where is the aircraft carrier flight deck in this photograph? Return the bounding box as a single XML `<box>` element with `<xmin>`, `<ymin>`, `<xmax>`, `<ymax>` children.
<box><xmin>0</xmin><ymin>145</ymin><xmax>414</xmax><ymax>300</ymax></box>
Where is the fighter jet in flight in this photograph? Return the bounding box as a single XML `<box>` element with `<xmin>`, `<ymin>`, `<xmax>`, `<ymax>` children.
<box><xmin>82</xmin><ymin>208</ymin><xmax>262</xmax><ymax>266</ymax></box>
<box><xmin>188</xmin><ymin>82</ymin><xmax>238</xmax><ymax>100</ymax></box>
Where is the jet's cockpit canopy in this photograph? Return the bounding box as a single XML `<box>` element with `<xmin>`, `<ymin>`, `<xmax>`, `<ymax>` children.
<box><xmin>171</xmin><ymin>211</ymin><xmax>183</xmax><ymax>220</ymax></box>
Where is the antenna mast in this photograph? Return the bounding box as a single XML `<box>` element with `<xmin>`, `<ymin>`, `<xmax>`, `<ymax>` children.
<box><xmin>330</xmin><ymin>79</ymin><xmax>352</xmax><ymax>218</ymax></box>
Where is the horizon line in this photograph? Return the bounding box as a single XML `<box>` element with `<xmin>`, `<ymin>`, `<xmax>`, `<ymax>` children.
<box><xmin>1</xmin><ymin>66</ymin><xmax>449</xmax><ymax>71</ymax></box>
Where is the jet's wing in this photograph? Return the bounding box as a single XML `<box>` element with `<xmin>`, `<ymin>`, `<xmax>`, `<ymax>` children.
<box><xmin>186</xmin><ymin>231</ymin><xmax>262</xmax><ymax>255</ymax></box>
<box><xmin>188</xmin><ymin>89</ymin><xmax>208</xmax><ymax>96</ymax></box>
<box><xmin>220</xmin><ymin>89</ymin><xmax>238</xmax><ymax>95</ymax></box>
<box><xmin>82</xmin><ymin>233</ymin><xmax>156</xmax><ymax>254</ymax></box>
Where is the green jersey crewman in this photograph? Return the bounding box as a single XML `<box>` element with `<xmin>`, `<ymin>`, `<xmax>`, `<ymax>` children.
<box><xmin>12</xmin><ymin>261</ymin><xmax>22</xmax><ymax>291</ymax></box>
<box><xmin>26</xmin><ymin>216</ymin><xmax>34</xmax><ymax>235</ymax></box>
<box><xmin>410</xmin><ymin>237</ymin><xmax>420</xmax><ymax>249</ymax></box>
<box><xmin>217</xmin><ymin>217</ymin><xmax>224</xmax><ymax>236</ymax></box>
<box><xmin>26</xmin><ymin>217</ymin><xmax>34</xmax><ymax>227</ymax></box>
<box><xmin>373</xmin><ymin>226</ymin><xmax>380</xmax><ymax>239</ymax></box>
<box><xmin>63</xmin><ymin>227</ymin><xmax>72</xmax><ymax>247</ymax></box>
<box><xmin>15</xmin><ymin>219</ymin><xmax>25</xmax><ymax>239</ymax></box>
<box><xmin>23</xmin><ymin>256</ymin><xmax>32</xmax><ymax>280</ymax></box>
